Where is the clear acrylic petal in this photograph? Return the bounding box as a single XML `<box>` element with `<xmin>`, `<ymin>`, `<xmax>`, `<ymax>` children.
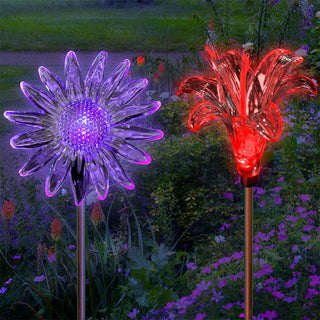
<box><xmin>110</xmin><ymin>101</ymin><xmax>161</xmax><ymax>124</ymax></box>
<box><xmin>10</xmin><ymin>129</ymin><xmax>53</xmax><ymax>149</ymax></box>
<box><xmin>250</xmin><ymin>102</ymin><xmax>282</xmax><ymax>142</ymax></box>
<box><xmin>87</xmin><ymin>157</ymin><xmax>109</xmax><ymax>200</ymax></box>
<box><xmin>98</xmin><ymin>59</ymin><xmax>130</xmax><ymax>105</ymax></box>
<box><xmin>188</xmin><ymin>100</ymin><xmax>224</xmax><ymax>132</ymax></box>
<box><xmin>19</xmin><ymin>142</ymin><xmax>61</xmax><ymax>176</ymax></box>
<box><xmin>85</xmin><ymin>51</ymin><xmax>108</xmax><ymax>100</ymax></box>
<box><xmin>4</xmin><ymin>111</ymin><xmax>52</xmax><ymax>128</ymax></box>
<box><xmin>99</xmin><ymin>149</ymin><xmax>134</xmax><ymax>189</ymax></box>
<box><xmin>70</xmin><ymin>155</ymin><xmax>89</xmax><ymax>206</ymax></box>
<box><xmin>38</xmin><ymin>66</ymin><xmax>69</xmax><ymax>105</ymax></box>
<box><xmin>45</xmin><ymin>151</ymin><xmax>71</xmax><ymax>196</ymax></box>
<box><xmin>103</xmin><ymin>139</ymin><xmax>151</xmax><ymax>164</ymax></box>
<box><xmin>108</xmin><ymin>79</ymin><xmax>148</xmax><ymax>109</ymax></box>
<box><xmin>112</xmin><ymin>125</ymin><xmax>163</xmax><ymax>141</ymax></box>
<box><xmin>20</xmin><ymin>81</ymin><xmax>57</xmax><ymax>114</ymax></box>
<box><xmin>65</xmin><ymin>51</ymin><xmax>84</xmax><ymax>101</ymax></box>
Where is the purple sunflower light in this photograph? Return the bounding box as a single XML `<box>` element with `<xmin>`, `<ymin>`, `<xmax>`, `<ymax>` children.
<box><xmin>4</xmin><ymin>51</ymin><xmax>163</xmax><ymax>206</ymax></box>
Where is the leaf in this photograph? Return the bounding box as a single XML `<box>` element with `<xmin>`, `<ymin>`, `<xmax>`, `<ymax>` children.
<box><xmin>151</xmin><ymin>243</ymin><xmax>169</xmax><ymax>270</ymax></box>
<box><xmin>128</xmin><ymin>247</ymin><xmax>151</xmax><ymax>270</ymax></box>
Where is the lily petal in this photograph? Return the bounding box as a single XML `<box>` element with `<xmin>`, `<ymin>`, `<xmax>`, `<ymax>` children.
<box><xmin>85</xmin><ymin>51</ymin><xmax>108</xmax><ymax>100</ymax></box>
<box><xmin>112</xmin><ymin>125</ymin><xmax>163</xmax><ymax>140</ymax></box>
<box><xmin>20</xmin><ymin>81</ymin><xmax>57</xmax><ymax>114</ymax></box>
<box><xmin>10</xmin><ymin>129</ymin><xmax>53</xmax><ymax>149</ymax></box>
<box><xmin>65</xmin><ymin>51</ymin><xmax>84</xmax><ymax>101</ymax></box>
<box><xmin>19</xmin><ymin>142</ymin><xmax>60</xmax><ymax>176</ymax></box>
<box><xmin>99</xmin><ymin>148</ymin><xmax>134</xmax><ymax>189</ymax></box>
<box><xmin>39</xmin><ymin>66</ymin><xmax>69</xmax><ymax>106</ymax></box>
<box><xmin>110</xmin><ymin>101</ymin><xmax>160</xmax><ymax>124</ymax></box>
<box><xmin>45</xmin><ymin>151</ymin><xmax>71</xmax><ymax>197</ymax></box>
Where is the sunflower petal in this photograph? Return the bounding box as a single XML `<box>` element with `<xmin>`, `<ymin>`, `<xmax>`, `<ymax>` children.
<box><xmin>110</xmin><ymin>101</ymin><xmax>160</xmax><ymax>124</ymax></box>
<box><xmin>45</xmin><ymin>151</ymin><xmax>71</xmax><ymax>197</ymax></box>
<box><xmin>38</xmin><ymin>66</ymin><xmax>69</xmax><ymax>105</ymax></box>
<box><xmin>104</xmin><ymin>139</ymin><xmax>151</xmax><ymax>164</ymax></box>
<box><xmin>4</xmin><ymin>111</ymin><xmax>52</xmax><ymax>128</ymax></box>
<box><xmin>87</xmin><ymin>158</ymin><xmax>109</xmax><ymax>200</ymax></box>
<box><xmin>10</xmin><ymin>129</ymin><xmax>53</xmax><ymax>149</ymax></box>
<box><xmin>112</xmin><ymin>125</ymin><xmax>163</xmax><ymax>140</ymax></box>
<box><xmin>98</xmin><ymin>59</ymin><xmax>130</xmax><ymax>105</ymax></box>
<box><xmin>70</xmin><ymin>155</ymin><xmax>89</xmax><ymax>206</ymax></box>
<box><xmin>19</xmin><ymin>142</ymin><xmax>60</xmax><ymax>176</ymax></box>
<box><xmin>20</xmin><ymin>81</ymin><xmax>57</xmax><ymax>114</ymax></box>
<box><xmin>251</xmin><ymin>102</ymin><xmax>282</xmax><ymax>142</ymax></box>
<box><xmin>188</xmin><ymin>100</ymin><xmax>225</xmax><ymax>132</ymax></box>
<box><xmin>108</xmin><ymin>79</ymin><xmax>148</xmax><ymax>109</ymax></box>
<box><xmin>65</xmin><ymin>51</ymin><xmax>84</xmax><ymax>101</ymax></box>
<box><xmin>99</xmin><ymin>149</ymin><xmax>134</xmax><ymax>189</ymax></box>
<box><xmin>85</xmin><ymin>51</ymin><xmax>108</xmax><ymax>100</ymax></box>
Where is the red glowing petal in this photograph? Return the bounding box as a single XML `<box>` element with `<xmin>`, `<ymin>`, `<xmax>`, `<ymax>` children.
<box><xmin>188</xmin><ymin>100</ymin><xmax>224</xmax><ymax>132</ymax></box>
<box><xmin>271</xmin><ymin>75</ymin><xmax>317</xmax><ymax>103</ymax></box>
<box><xmin>250</xmin><ymin>102</ymin><xmax>282</xmax><ymax>142</ymax></box>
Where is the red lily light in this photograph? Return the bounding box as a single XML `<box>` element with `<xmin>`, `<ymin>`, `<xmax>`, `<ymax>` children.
<box><xmin>177</xmin><ymin>46</ymin><xmax>317</xmax><ymax>185</ymax></box>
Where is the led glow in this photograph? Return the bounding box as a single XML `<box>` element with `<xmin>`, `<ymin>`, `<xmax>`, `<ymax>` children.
<box><xmin>177</xmin><ymin>46</ymin><xmax>317</xmax><ymax>179</ymax></box>
<box><xmin>4</xmin><ymin>51</ymin><xmax>163</xmax><ymax>205</ymax></box>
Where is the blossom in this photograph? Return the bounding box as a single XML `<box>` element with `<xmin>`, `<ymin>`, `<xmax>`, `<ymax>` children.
<box><xmin>51</xmin><ymin>217</ymin><xmax>62</xmax><ymax>240</ymax></box>
<box><xmin>137</xmin><ymin>55</ymin><xmax>145</xmax><ymax>67</ymax></box>
<box><xmin>187</xmin><ymin>262</ymin><xmax>198</xmax><ymax>271</ymax></box>
<box><xmin>177</xmin><ymin>46</ymin><xmax>316</xmax><ymax>179</ymax></box>
<box><xmin>1</xmin><ymin>199</ymin><xmax>14</xmax><ymax>220</ymax></box>
<box><xmin>222</xmin><ymin>192</ymin><xmax>233</xmax><ymax>200</ymax></box>
<box><xmin>33</xmin><ymin>275</ymin><xmax>45</xmax><ymax>282</ymax></box>
<box><xmin>299</xmin><ymin>194</ymin><xmax>310</xmax><ymax>202</ymax></box>
<box><xmin>47</xmin><ymin>246</ymin><xmax>56</xmax><ymax>263</ymax></box>
<box><xmin>274</xmin><ymin>197</ymin><xmax>282</xmax><ymax>205</ymax></box>
<box><xmin>0</xmin><ymin>287</ymin><xmax>7</xmax><ymax>294</ymax></box>
<box><xmin>195</xmin><ymin>313</ymin><xmax>206</xmax><ymax>320</ymax></box>
<box><xmin>214</xmin><ymin>235</ymin><xmax>225</xmax><ymax>243</ymax></box>
<box><xmin>90</xmin><ymin>201</ymin><xmax>103</xmax><ymax>225</ymax></box>
<box><xmin>4</xmin><ymin>51</ymin><xmax>163</xmax><ymax>206</ymax></box>
<box><xmin>201</xmin><ymin>266</ymin><xmax>211</xmax><ymax>274</ymax></box>
<box><xmin>316</xmin><ymin>11</ymin><xmax>320</xmax><ymax>18</ymax></box>
<box><xmin>128</xmin><ymin>308</ymin><xmax>140</xmax><ymax>319</ymax></box>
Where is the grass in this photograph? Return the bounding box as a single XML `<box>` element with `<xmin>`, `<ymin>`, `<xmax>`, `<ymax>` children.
<box><xmin>0</xmin><ymin>0</ymin><xmax>249</xmax><ymax>52</ymax></box>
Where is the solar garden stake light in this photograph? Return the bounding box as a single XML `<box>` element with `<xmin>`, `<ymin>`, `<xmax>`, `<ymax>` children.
<box><xmin>177</xmin><ymin>45</ymin><xmax>317</xmax><ymax>320</ymax></box>
<box><xmin>4</xmin><ymin>51</ymin><xmax>163</xmax><ymax>320</ymax></box>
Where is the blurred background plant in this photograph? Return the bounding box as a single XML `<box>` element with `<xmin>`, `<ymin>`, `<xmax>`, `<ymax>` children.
<box><xmin>0</xmin><ymin>0</ymin><xmax>319</xmax><ymax>319</ymax></box>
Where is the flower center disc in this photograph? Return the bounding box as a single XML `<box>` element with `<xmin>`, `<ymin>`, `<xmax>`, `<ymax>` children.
<box><xmin>59</xmin><ymin>99</ymin><xmax>110</xmax><ymax>152</ymax></box>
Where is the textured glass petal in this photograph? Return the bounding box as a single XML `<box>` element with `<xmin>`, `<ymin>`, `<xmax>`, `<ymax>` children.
<box><xmin>87</xmin><ymin>157</ymin><xmax>109</xmax><ymax>200</ymax></box>
<box><xmin>70</xmin><ymin>155</ymin><xmax>89</xmax><ymax>206</ymax></box>
<box><xmin>103</xmin><ymin>139</ymin><xmax>151</xmax><ymax>164</ymax></box>
<box><xmin>20</xmin><ymin>81</ymin><xmax>57</xmax><ymax>114</ymax></box>
<box><xmin>38</xmin><ymin>66</ymin><xmax>69</xmax><ymax>105</ymax></box>
<box><xmin>4</xmin><ymin>111</ymin><xmax>52</xmax><ymax>128</ymax></box>
<box><xmin>110</xmin><ymin>101</ymin><xmax>160</xmax><ymax>124</ymax></box>
<box><xmin>98</xmin><ymin>59</ymin><xmax>130</xmax><ymax>105</ymax></box>
<box><xmin>10</xmin><ymin>129</ymin><xmax>53</xmax><ymax>149</ymax></box>
<box><xmin>19</xmin><ymin>142</ymin><xmax>61</xmax><ymax>176</ymax></box>
<box><xmin>65</xmin><ymin>51</ymin><xmax>84</xmax><ymax>101</ymax></box>
<box><xmin>112</xmin><ymin>125</ymin><xmax>163</xmax><ymax>140</ymax></box>
<box><xmin>271</xmin><ymin>76</ymin><xmax>317</xmax><ymax>103</ymax></box>
<box><xmin>45</xmin><ymin>151</ymin><xmax>71</xmax><ymax>196</ymax></box>
<box><xmin>85</xmin><ymin>51</ymin><xmax>108</xmax><ymax>100</ymax></box>
<box><xmin>188</xmin><ymin>100</ymin><xmax>224</xmax><ymax>131</ymax></box>
<box><xmin>99</xmin><ymin>149</ymin><xmax>134</xmax><ymax>189</ymax></box>
<box><xmin>251</xmin><ymin>102</ymin><xmax>282</xmax><ymax>142</ymax></box>
<box><xmin>108</xmin><ymin>79</ymin><xmax>148</xmax><ymax>109</ymax></box>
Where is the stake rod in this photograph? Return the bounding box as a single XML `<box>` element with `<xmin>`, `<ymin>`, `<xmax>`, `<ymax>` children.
<box><xmin>244</xmin><ymin>187</ymin><xmax>253</xmax><ymax>320</ymax></box>
<box><xmin>77</xmin><ymin>202</ymin><xmax>86</xmax><ymax>320</ymax></box>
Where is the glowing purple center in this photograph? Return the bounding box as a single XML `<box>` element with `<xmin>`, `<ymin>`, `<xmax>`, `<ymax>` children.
<box><xmin>58</xmin><ymin>99</ymin><xmax>110</xmax><ymax>152</ymax></box>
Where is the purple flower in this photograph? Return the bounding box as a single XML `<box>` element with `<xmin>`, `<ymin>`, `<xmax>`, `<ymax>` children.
<box><xmin>254</xmin><ymin>187</ymin><xmax>266</xmax><ymax>195</ymax></box>
<box><xmin>219</xmin><ymin>256</ymin><xmax>232</xmax><ymax>264</ymax></box>
<box><xmin>301</xmin><ymin>235</ymin><xmax>311</xmax><ymax>242</ymax></box>
<box><xmin>186</xmin><ymin>262</ymin><xmax>198</xmax><ymax>271</ymax></box>
<box><xmin>274</xmin><ymin>197</ymin><xmax>282</xmax><ymax>205</ymax></box>
<box><xmin>128</xmin><ymin>308</ymin><xmax>140</xmax><ymax>319</ymax></box>
<box><xmin>232</xmin><ymin>251</ymin><xmax>244</xmax><ymax>260</ymax></box>
<box><xmin>211</xmin><ymin>288</ymin><xmax>223</xmax><ymax>302</ymax></box>
<box><xmin>223</xmin><ymin>303</ymin><xmax>233</xmax><ymax>310</ymax></box>
<box><xmin>164</xmin><ymin>302</ymin><xmax>176</xmax><ymax>310</ymax></box>
<box><xmin>197</xmin><ymin>280</ymin><xmax>211</xmax><ymax>291</ymax></box>
<box><xmin>259</xmin><ymin>200</ymin><xmax>266</xmax><ymax>208</ymax></box>
<box><xmin>264</xmin><ymin>310</ymin><xmax>278</xmax><ymax>319</ymax></box>
<box><xmin>4</xmin><ymin>278</ymin><xmax>12</xmax><ymax>285</ymax></box>
<box><xmin>48</xmin><ymin>254</ymin><xmax>56</xmax><ymax>263</ymax></box>
<box><xmin>303</xmin><ymin>224</ymin><xmax>313</xmax><ymax>232</ymax></box>
<box><xmin>277</xmin><ymin>176</ymin><xmax>284</xmax><ymax>183</ymax></box>
<box><xmin>299</xmin><ymin>194</ymin><xmax>310</xmax><ymax>202</ymax></box>
<box><xmin>68</xmin><ymin>244</ymin><xmax>76</xmax><ymax>250</ymax></box>
<box><xmin>269</xmin><ymin>0</ymin><xmax>280</xmax><ymax>4</ymax></box>
<box><xmin>286</xmin><ymin>215</ymin><xmax>298</xmax><ymax>223</ymax></box>
<box><xmin>272</xmin><ymin>186</ymin><xmax>282</xmax><ymax>193</ymax></box>
<box><xmin>218</xmin><ymin>278</ymin><xmax>227</xmax><ymax>288</ymax></box>
<box><xmin>33</xmin><ymin>275</ymin><xmax>45</xmax><ymax>282</ymax></box>
<box><xmin>296</xmin><ymin>206</ymin><xmax>306</xmax><ymax>214</ymax></box>
<box><xmin>291</xmin><ymin>244</ymin><xmax>299</xmax><ymax>253</ymax></box>
<box><xmin>220</xmin><ymin>223</ymin><xmax>231</xmax><ymax>231</ymax></box>
<box><xmin>0</xmin><ymin>287</ymin><xmax>7</xmax><ymax>294</ymax></box>
<box><xmin>195</xmin><ymin>313</ymin><xmax>206</xmax><ymax>320</ymax></box>
<box><xmin>305</xmin><ymin>288</ymin><xmax>319</xmax><ymax>300</ymax></box>
<box><xmin>12</xmin><ymin>255</ymin><xmax>21</xmax><ymax>260</ymax></box>
<box><xmin>294</xmin><ymin>255</ymin><xmax>302</xmax><ymax>264</ymax></box>
<box><xmin>309</xmin><ymin>275</ymin><xmax>320</xmax><ymax>286</ymax></box>
<box><xmin>266</xmin><ymin>244</ymin><xmax>275</xmax><ymax>249</ymax></box>
<box><xmin>223</xmin><ymin>192</ymin><xmax>234</xmax><ymax>200</ymax></box>
<box><xmin>202</xmin><ymin>266</ymin><xmax>211</xmax><ymax>274</ymax></box>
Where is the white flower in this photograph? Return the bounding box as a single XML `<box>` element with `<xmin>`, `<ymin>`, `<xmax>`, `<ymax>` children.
<box><xmin>242</xmin><ymin>42</ymin><xmax>254</xmax><ymax>50</ymax></box>
<box><xmin>215</xmin><ymin>235</ymin><xmax>226</xmax><ymax>243</ymax></box>
<box><xmin>316</xmin><ymin>11</ymin><xmax>320</xmax><ymax>18</ymax></box>
<box><xmin>294</xmin><ymin>48</ymin><xmax>308</xmax><ymax>57</ymax></box>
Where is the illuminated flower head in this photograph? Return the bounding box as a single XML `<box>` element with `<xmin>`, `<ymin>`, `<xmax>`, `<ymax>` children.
<box><xmin>177</xmin><ymin>46</ymin><xmax>317</xmax><ymax>181</ymax></box>
<box><xmin>4</xmin><ymin>51</ymin><xmax>163</xmax><ymax>205</ymax></box>
<box><xmin>1</xmin><ymin>199</ymin><xmax>15</xmax><ymax>220</ymax></box>
<box><xmin>51</xmin><ymin>217</ymin><xmax>62</xmax><ymax>241</ymax></box>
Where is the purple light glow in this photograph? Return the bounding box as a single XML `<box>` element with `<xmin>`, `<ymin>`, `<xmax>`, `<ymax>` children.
<box><xmin>4</xmin><ymin>51</ymin><xmax>163</xmax><ymax>205</ymax></box>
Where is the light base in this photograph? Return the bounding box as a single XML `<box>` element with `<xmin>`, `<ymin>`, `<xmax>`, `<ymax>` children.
<box><xmin>241</xmin><ymin>175</ymin><xmax>258</xmax><ymax>187</ymax></box>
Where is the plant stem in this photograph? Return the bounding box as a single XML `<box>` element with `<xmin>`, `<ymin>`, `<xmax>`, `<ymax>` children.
<box><xmin>278</xmin><ymin>10</ymin><xmax>291</xmax><ymax>47</ymax></box>
<box><xmin>245</xmin><ymin>187</ymin><xmax>253</xmax><ymax>320</ymax></box>
<box><xmin>77</xmin><ymin>202</ymin><xmax>86</xmax><ymax>320</ymax></box>
<box><xmin>257</xmin><ymin>0</ymin><xmax>266</xmax><ymax>61</ymax></box>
